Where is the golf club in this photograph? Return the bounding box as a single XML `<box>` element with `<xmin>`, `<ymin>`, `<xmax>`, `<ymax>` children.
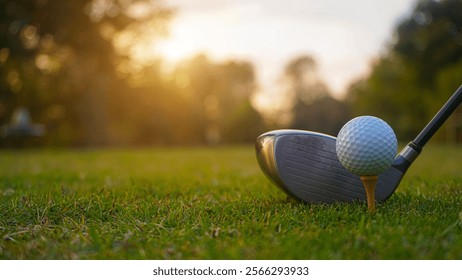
<box><xmin>256</xmin><ymin>84</ymin><xmax>462</xmax><ymax>204</ymax></box>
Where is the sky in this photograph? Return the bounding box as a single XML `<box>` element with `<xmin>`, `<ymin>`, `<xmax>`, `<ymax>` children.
<box><xmin>155</xmin><ymin>0</ymin><xmax>417</xmax><ymax>99</ymax></box>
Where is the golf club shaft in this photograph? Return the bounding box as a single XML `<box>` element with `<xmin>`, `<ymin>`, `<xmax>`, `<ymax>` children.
<box><xmin>413</xmin><ymin>84</ymin><xmax>462</xmax><ymax>148</ymax></box>
<box><xmin>389</xmin><ymin>85</ymin><xmax>462</xmax><ymax>199</ymax></box>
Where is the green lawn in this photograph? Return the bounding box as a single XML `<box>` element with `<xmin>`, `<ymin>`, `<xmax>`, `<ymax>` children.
<box><xmin>0</xmin><ymin>145</ymin><xmax>461</xmax><ymax>259</ymax></box>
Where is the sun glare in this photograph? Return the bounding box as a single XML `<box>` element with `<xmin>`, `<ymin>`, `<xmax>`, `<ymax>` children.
<box><xmin>150</xmin><ymin>5</ymin><xmax>255</xmax><ymax>68</ymax></box>
<box><xmin>152</xmin><ymin>14</ymin><xmax>223</xmax><ymax>66</ymax></box>
<box><xmin>115</xmin><ymin>16</ymin><xmax>208</xmax><ymax>73</ymax></box>
<box><xmin>155</xmin><ymin>36</ymin><xmax>195</xmax><ymax>64</ymax></box>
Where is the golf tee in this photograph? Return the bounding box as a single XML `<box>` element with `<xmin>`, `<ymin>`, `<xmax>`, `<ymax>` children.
<box><xmin>360</xmin><ymin>176</ymin><xmax>378</xmax><ymax>213</ymax></box>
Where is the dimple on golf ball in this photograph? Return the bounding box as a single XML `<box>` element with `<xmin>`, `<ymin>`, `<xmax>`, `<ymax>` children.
<box><xmin>336</xmin><ymin>116</ymin><xmax>397</xmax><ymax>176</ymax></box>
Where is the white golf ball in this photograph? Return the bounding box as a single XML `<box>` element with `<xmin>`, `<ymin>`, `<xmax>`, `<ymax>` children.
<box><xmin>336</xmin><ymin>116</ymin><xmax>397</xmax><ymax>176</ymax></box>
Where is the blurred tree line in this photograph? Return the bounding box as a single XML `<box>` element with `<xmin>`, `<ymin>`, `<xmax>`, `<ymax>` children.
<box><xmin>1</xmin><ymin>0</ymin><xmax>461</xmax><ymax>147</ymax></box>
<box><xmin>0</xmin><ymin>0</ymin><xmax>265</xmax><ymax>146</ymax></box>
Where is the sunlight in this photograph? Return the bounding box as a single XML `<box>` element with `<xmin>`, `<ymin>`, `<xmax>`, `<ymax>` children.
<box><xmin>112</xmin><ymin>15</ymin><xmax>206</xmax><ymax>73</ymax></box>
<box><xmin>150</xmin><ymin>5</ymin><xmax>258</xmax><ymax>68</ymax></box>
<box><xmin>155</xmin><ymin>34</ymin><xmax>195</xmax><ymax>64</ymax></box>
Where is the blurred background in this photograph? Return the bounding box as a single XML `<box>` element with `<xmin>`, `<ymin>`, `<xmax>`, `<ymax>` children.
<box><xmin>1</xmin><ymin>0</ymin><xmax>461</xmax><ymax>147</ymax></box>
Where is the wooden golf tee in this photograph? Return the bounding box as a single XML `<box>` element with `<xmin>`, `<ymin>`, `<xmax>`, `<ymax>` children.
<box><xmin>360</xmin><ymin>175</ymin><xmax>378</xmax><ymax>213</ymax></box>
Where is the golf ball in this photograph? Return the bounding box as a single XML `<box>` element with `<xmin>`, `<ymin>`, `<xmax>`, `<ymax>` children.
<box><xmin>336</xmin><ymin>116</ymin><xmax>397</xmax><ymax>176</ymax></box>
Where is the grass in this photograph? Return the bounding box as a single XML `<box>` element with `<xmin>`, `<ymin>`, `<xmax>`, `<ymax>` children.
<box><xmin>0</xmin><ymin>145</ymin><xmax>461</xmax><ymax>259</ymax></box>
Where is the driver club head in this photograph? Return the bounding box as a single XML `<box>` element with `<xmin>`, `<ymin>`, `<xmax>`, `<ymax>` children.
<box><xmin>256</xmin><ymin>130</ymin><xmax>407</xmax><ymax>204</ymax></box>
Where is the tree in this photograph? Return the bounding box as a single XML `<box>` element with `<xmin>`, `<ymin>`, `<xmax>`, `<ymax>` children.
<box><xmin>394</xmin><ymin>0</ymin><xmax>462</xmax><ymax>88</ymax></box>
<box><xmin>0</xmin><ymin>0</ymin><xmax>172</xmax><ymax>146</ymax></box>
<box><xmin>347</xmin><ymin>0</ymin><xmax>462</xmax><ymax>142</ymax></box>
<box><xmin>172</xmin><ymin>54</ymin><xmax>264</xmax><ymax>144</ymax></box>
<box><xmin>279</xmin><ymin>55</ymin><xmax>350</xmax><ymax>135</ymax></box>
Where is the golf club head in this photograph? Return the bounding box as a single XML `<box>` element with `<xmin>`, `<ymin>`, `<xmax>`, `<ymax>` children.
<box><xmin>256</xmin><ymin>130</ymin><xmax>409</xmax><ymax>204</ymax></box>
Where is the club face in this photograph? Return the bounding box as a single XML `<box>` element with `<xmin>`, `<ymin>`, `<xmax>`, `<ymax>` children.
<box><xmin>256</xmin><ymin>130</ymin><xmax>405</xmax><ymax>204</ymax></box>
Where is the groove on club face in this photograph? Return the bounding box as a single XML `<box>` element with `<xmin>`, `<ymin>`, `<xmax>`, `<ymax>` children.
<box><xmin>256</xmin><ymin>130</ymin><xmax>406</xmax><ymax>204</ymax></box>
